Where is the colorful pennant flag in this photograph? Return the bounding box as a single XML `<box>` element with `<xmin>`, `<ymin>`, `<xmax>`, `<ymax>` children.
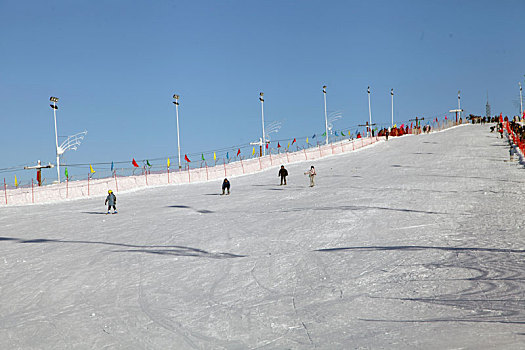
<box><xmin>237</xmin><ymin>149</ymin><xmax>241</xmax><ymax>156</ymax></box>
<box><xmin>167</xmin><ymin>158</ymin><xmax>171</xmax><ymax>168</ymax></box>
<box><xmin>90</xmin><ymin>164</ymin><xmax>96</xmax><ymax>174</ymax></box>
<box><xmin>277</xmin><ymin>142</ymin><xmax>281</xmax><ymax>148</ymax></box>
<box><xmin>292</xmin><ymin>138</ymin><xmax>296</xmax><ymax>144</ymax></box>
<box><xmin>132</xmin><ymin>158</ymin><xmax>139</xmax><ymax>167</ymax></box>
<box><xmin>184</xmin><ymin>154</ymin><xmax>191</xmax><ymax>162</ymax></box>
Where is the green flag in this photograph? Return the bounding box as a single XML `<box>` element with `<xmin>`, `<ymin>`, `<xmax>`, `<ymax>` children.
<box><xmin>65</xmin><ymin>167</ymin><xmax>68</xmax><ymax>178</ymax></box>
<box><xmin>341</xmin><ymin>131</ymin><xmax>346</xmax><ymax>136</ymax></box>
<box><xmin>201</xmin><ymin>153</ymin><xmax>205</xmax><ymax>161</ymax></box>
<box><xmin>146</xmin><ymin>160</ymin><xmax>151</xmax><ymax>167</ymax></box>
<box><xmin>322</xmin><ymin>131</ymin><xmax>326</xmax><ymax>136</ymax></box>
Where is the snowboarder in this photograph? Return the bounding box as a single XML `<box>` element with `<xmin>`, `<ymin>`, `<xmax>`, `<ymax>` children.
<box><xmin>105</xmin><ymin>190</ymin><xmax>117</xmax><ymax>214</ymax></box>
<box><xmin>304</xmin><ymin>166</ymin><xmax>316</xmax><ymax>187</ymax></box>
<box><xmin>222</xmin><ymin>178</ymin><xmax>230</xmax><ymax>195</ymax></box>
<box><xmin>278</xmin><ymin>165</ymin><xmax>288</xmax><ymax>185</ymax></box>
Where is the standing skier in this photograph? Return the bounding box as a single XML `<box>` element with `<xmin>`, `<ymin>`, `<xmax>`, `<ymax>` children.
<box><xmin>278</xmin><ymin>165</ymin><xmax>288</xmax><ymax>185</ymax></box>
<box><xmin>222</xmin><ymin>178</ymin><xmax>230</xmax><ymax>195</ymax></box>
<box><xmin>105</xmin><ymin>190</ymin><xmax>117</xmax><ymax>214</ymax></box>
<box><xmin>304</xmin><ymin>166</ymin><xmax>316</xmax><ymax>187</ymax></box>
<box><xmin>509</xmin><ymin>146</ymin><xmax>516</xmax><ymax>161</ymax></box>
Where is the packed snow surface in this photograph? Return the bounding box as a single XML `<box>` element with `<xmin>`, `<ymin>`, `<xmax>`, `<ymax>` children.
<box><xmin>2</xmin><ymin>124</ymin><xmax>525</xmax><ymax>349</ymax></box>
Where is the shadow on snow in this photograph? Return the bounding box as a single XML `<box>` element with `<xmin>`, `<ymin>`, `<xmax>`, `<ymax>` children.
<box><xmin>0</xmin><ymin>236</ymin><xmax>245</xmax><ymax>259</ymax></box>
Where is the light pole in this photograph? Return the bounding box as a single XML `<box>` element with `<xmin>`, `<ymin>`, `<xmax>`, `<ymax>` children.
<box><xmin>49</xmin><ymin>96</ymin><xmax>60</xmax><ymax>183</ymax></box>
<box><xmin>172</xmin><ymin>94</ymin><xmax>181</xmax><ymax>170</ymax></box>
<box><xmin>519</xmin><ymin>82</ymin><xmax>523</xmax><ymax>117</ymax></box>
<box><xmin>457</xmin><ymin>90</ymin><xmax>461</xmax><ymax>122</ymax></box>
<box><xmin>367</xmin><ymin>86</ymin><xmax>372</xmax><ymax>137</ymax></box>
<box><xmin>391</xmin><ymin>88</ymin><xmax>394</xmax><ymax>127</ymax></box>
<box><xmin>259</xmin><ymin>92</ymin><xmax>266</xmax><ymax>156</ymax></box>
<box><xmin>323</xmin><ymin>85</ymin><xmax>328</xmax><ymax>145</ymax></box>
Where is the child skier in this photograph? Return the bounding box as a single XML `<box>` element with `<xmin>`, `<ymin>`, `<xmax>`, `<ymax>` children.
<box><xmin>278</xmin><ymin>165</ymin><xmax>288</xmax><ymax>185</ymax></box>
<box><xmin>105</xmin><ymin>190</ymin><xmax>117</xmax><ymax>214</ymax></box>
<box><xmin>304</xmin><ymin>166</ymin><xmax>316</xmax><ymax>187</ymax></box>
<box><xmin>222</xmin><ymin>178</ymin><xmax>230</xmax><ymax>195</ymax></box>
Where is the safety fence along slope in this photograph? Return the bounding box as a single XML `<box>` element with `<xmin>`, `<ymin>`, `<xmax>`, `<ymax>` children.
<box><xmin>1</xmin><ymin>120</ymin><xmax>460</xmax><ymax>206</ymax></box>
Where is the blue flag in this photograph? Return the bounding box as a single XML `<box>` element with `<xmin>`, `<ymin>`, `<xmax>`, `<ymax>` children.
<box><xmin>226</xmin><ymin>152</ymin><xmax>229</xmax><ymax>159</ymax></box>
<box><xmin>111</xmin><ymin>161</ymin><xmax>114</xmax><ymax>171</ymax></box>
<box><xmin>335</xmin><ymin>131</ymin><xmax>339</xmax><ymax>136</ymax></box>
<box><xmin>312</xmin><ymin>134</ymin><xmax>316</xmax><ymax>139</ymax></box>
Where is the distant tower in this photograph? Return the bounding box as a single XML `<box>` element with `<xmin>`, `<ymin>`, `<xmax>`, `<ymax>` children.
<box><xmin>485</xmin><ymin>92</ymin><xmax>491</xmax><ymax>119</ymax></box>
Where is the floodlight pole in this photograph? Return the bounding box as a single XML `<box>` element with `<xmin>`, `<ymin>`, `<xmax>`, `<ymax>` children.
<box><xmin>367</xmin><ymin>86</ymin><xmax>372</xmax><ymax>137</ymax></box>
<box><xmin>323</xmin><ymin>85</ymin><xmax>328</xmax><ymax>145</ymax></box>
<box><xmin>50</xmin><ymin>96</ymin><xmax>60</xmax><ymax>183</ymax></box>
<box><xmin>172</xmin><ymin>94</ymin><xmax>181</xmax><ymax>170</ymax></box>
<box><xmin>391</xmin><ymin>88</ymin><xmax>394</xmax><ymax>126</ymax></box>
<box><xmin>259</xmin><ymin>92</ymin><xmax>266</xmax><ymax>156</ymax></box>
<box><xmin>519</xmin><ymin>82</ymin><xmax>523</xmax><ymax>117</ymax></box>
<box><xmin>457</xmin><ymin>90</ymin><xmax>461</xmax><ymax>122</ymax></box>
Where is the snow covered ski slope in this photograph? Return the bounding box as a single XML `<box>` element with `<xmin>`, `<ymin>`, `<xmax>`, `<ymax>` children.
<box><xmin>2</xmin><ymin>124</ymin><xmax>525</xmax><ymax>349</ymax></box>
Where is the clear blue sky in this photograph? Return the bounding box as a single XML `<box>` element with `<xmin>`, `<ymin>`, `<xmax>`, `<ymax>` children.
<box><xmin>1</xmin><ymin>0</ymin><xmax>524</xmax><ymax>182</ymax></box>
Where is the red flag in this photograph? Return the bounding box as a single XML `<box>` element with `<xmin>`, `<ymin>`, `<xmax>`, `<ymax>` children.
<box><xmin>237</xmin><ymin>149</ymin><xmax>241</xmax><ymax>156</ymax></box>
<box><xmin>132</xmin><ymin>158</ymin><xmax>139</xmax><ymax>167</ymax></box>
<box><xmin>445</xmin><ymin>115</ymin><xmax>447</xmax><ymax>120</ymax></box>
<box><xmin>184</xmin><ymin>154</ymin><xmax>191</xmax><ymax>162</ymax></box>
<box><xmin>292</xmin><ymin>138</ymin><xmax>296</xmax><ymax>144</ymax></box>
<box><xmin>277</xmin><ymin>142</ymin><xmax>281</xmax><ymax>148</ymax></box>
<box><xmin>410</xmin><ymin>122</ymin><xmax>413</xmax><ymax>128</ymax></box>
<box><xmin>266</xmin><ymin>142</ymin><xmax>269</xmax><ymax>149</ymax></box>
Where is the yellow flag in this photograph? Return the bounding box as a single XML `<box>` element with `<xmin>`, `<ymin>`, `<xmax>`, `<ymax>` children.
<box><xmin>167</xmin><ymin>158</ymin><xmax>171</xmax><ymax>168</ymax></box>
<box><xmin>14</xmin><ymin>175</ymin><xmax>18</xmax><ymax>188</ymax></box>
<box><xmin>213</xmin><ymin>152</ymin><xmax>217</xmax><ymax>161</ymax></box>
<box><xmin>306</xmin><ymin>137</ymin><xmax>309</xmax><ymax>144</ymax></box>
<box><xmin>90</xmin><ymin>164</ymin><xmax>96</xmax><ymax>174</ymax></box>
<box><xmin>287</xmin><ymin>142</ymin><xmax>290</xmax><ymax>149</ymax></box>
<box><xmin>252</xmin><ymin>147</ymin><xmax>255</xmax><ymax>155</ymax></box>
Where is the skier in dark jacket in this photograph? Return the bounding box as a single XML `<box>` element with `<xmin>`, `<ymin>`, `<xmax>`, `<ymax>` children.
<box><xmin>222</xmin><ymin>178</ymin><xmax>230</xmax><ymax>195</ymax></box>
<box><xmin>278</xmin><ymin>165</ymin><xmax>288</xmax><ymax>185</ymax></box>
<box><xmin>105</xmin><ymin>190</ymin><xmax>117</xmax><ymax>214</ymax></box>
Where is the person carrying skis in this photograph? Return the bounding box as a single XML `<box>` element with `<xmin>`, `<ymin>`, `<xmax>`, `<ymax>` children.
<box><xmin>278</xmin><ymin>165</ymin><xmax>288</xmax><ymax>185</ymax></box>
<box><xmin>304</xmin><ymin>166</ymin><xmax>316</xmax><ymax>187</ymax></box>
<box><xmin>105</xmin><ymin>190</ymin><xmax>117</xmax><ymax>214</ymax></box>
<box><xmin>222</xmin><ymin>178</ymin><xmax>230</xmax><ymax>195</ymax></box>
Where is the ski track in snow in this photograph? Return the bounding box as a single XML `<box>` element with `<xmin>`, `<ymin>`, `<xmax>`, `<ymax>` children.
<box><xmin>2</xmin><ymin>124</ymin><xmax>525</xmax><ymax>349</ymax></box>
